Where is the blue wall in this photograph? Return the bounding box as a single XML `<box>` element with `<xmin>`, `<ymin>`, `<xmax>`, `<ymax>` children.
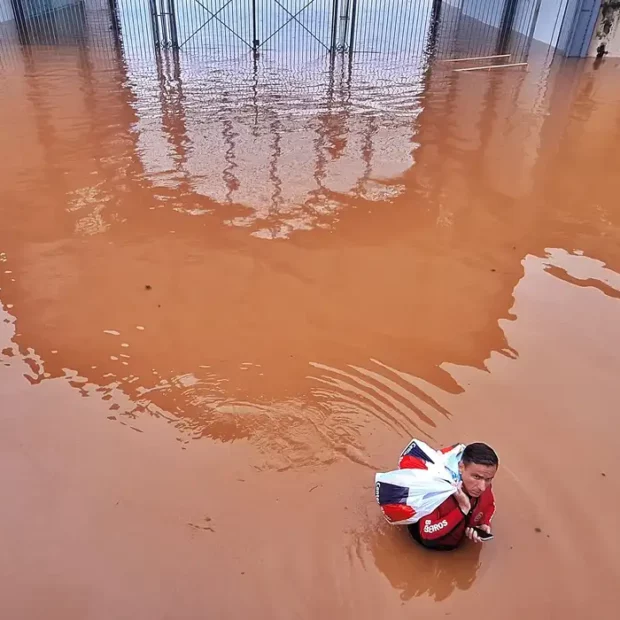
<box><xmin>532</xmin><ymin>0</ymin><xmax>568</xmax><ymax>45</ymax></box>
<box><xmin>557</xmin><ymin>0</ymin><xmax>601</xmax><ymax>55</ymax></box>
<box><xmin>443</xmin><ymin>0</ymin><xmax>600</xmax><ymax>54</ymax></box>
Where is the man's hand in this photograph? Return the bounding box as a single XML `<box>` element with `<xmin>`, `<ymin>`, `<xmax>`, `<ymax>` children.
<box><xmin>465</xmin><ymin>527</ymin><xmax>480</xmax><ymax>543</ymax></box>
<box><xmin>466</xmin><ymin>524</ymin><xmax>491</xmax><ymax>544</ymax></box>
<box><xmin>454</xmin><ymin>482</ymin><xmax>471</xmax><ymax>515</ymax></box>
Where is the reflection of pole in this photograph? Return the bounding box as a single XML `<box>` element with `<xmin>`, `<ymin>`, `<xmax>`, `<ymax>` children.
<box><xmin>349</xmin><ymin>0</ymin><xmax>358</xmax><ymax>53</ymax></box>
<box><xmin>310</xmin><ymin>55</ymin><xmax>336</xmax><ymax>203</ymax></box>
<box><xmin>268</xmin><ymin>118</ymin><xmax>283</xmax><ymax>236</ymax></box>
<box><xmin>252</xmin><ymin>52</ymin><xmax>259</xmax><ymax>129</ymax></box>
<box><xmin>330</xmin><ymin>0</ymin><xmax>340</xmax><ymax>54</ymax></box>
<box><xmin>10</xmin><ymin>0</ymin><xmax>31</xmax><ymax>46</ymax></box>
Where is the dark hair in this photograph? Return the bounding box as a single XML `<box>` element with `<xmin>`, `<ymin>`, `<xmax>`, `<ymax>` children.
<box><xmin>462</xmin><ymin>443</ymin><xmax>499</xmax><ymax>467</ymax></box>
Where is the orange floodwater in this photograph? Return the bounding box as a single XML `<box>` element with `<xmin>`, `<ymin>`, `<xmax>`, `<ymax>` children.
<box><xmin>1</xmin><ymin>43</ymin><xmax>620</xmax><ymax>619</ymax></box>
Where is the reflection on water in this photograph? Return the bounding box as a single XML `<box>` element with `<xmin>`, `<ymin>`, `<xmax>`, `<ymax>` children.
<box><xmin>363</xmin><ymin>524</ymin><xmax>482</xmax><ymax>601</ymax></box>
<box><xmin>126</xmin><ymin>50</ymin><xmax>430</xmax><ymax>238</ymax></box>
<box><xmin>1</xmin><ymin>40</ymin><xmax>620</xmax><ymax>466</ymax></box>
<box><xmin>1</xmin><ymin>14</ymin><xmax>620</xmax><ymax>618</ymax></box>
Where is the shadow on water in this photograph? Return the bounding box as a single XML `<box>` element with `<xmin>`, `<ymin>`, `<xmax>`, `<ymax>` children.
<box><xmin>363</xmin><ymin>523</ymin><xmax>482</xmax><ymax>602</ymax></box>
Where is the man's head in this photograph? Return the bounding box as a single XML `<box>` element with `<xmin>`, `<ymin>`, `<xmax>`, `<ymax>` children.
<box><xmin>458</xmin><ymin>442</ymin><xmax>499</xmax><ymax>498</ymax></box>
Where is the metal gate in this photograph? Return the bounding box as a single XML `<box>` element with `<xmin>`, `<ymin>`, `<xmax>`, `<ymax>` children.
<box><xmin>131</xmin><ymin>0</ymin><xmax>339</xmax><ymax>54</ymax></box>
<box><xmin>2</xmin><ymin>0</ymin><xmax>552</xmax><ymax>62</ymax></box>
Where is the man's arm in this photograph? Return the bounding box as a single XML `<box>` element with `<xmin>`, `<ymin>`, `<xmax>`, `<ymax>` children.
<box><xmin>479</xmin><ymin>490</ymin><xmax>496</xmax><ymax>527</ymax></box>
<box><xmin>418</xmin><ymin>502</ymin><xmax>466</xmax><ymax>541</ymax></box>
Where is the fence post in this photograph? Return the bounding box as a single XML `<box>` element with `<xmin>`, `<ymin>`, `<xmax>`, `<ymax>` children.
<box><xmin>252</xmin><ymin>0</ymin><xmax>259</xmax><ymax>53</ymax></box>
<box><xmin>339</xmin><ymin>0</ymin><xmax>351</xmax><ymax>49</ymax></box>
<box><xmin>107</xmin><ymin>0</ymin><xmax>122</xmax><ymax>53</ymax></box>
<box><xmin>349</xmin><ymin>0</ymin><xmax>358</xmax><ymax>53</ymax></box>
<box><xmin>149</xmin><ymin>0</ymin><xmax>161</xmax><ymax>48</ymax></box>
<box><xmin>9</xmin><ymin>0</ymin><xmax>30</xmax><ymax>46</ymax></box>
<box><xmin>427</xmin><ymin>0</ymin><xmax>442</xmax><ymax>53</ymax></box>
<box><xmin>157</xmin><ymin>0</ymin><xmax>169</xmax><ymax>45</ymax></box>
<box><xmin>107</xmin><ymin>0</ymin><xmax>120</xmax><ymax>36</ymax></box>
<box><xmin>168</xmin><ymin>0</ymin><xmax>179</xmax><ymax>49</ymax></box>
<box><xmin>497</xmin><ymin>0</ymin><xmax>519</xmax><ymax>53</ymax></box>
<box><xmin>523</xmin><ymin>0</ymin><xmax>543</xmax><ymax>57</ymax></box>
<box><xmin>330</xmin><ymin>0</ymin><xmax>340</xmax><ymax>53</ymax></box>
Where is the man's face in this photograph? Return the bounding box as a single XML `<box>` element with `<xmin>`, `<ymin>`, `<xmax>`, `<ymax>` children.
<box><xmin>459</xmin><ymin>461</ymin><xmax>497</xmax><ymax>498</ymax></box>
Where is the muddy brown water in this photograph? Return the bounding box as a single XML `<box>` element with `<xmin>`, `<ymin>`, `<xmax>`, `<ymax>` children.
<box><xmin>1</xmin><ymin>44</ymin><xmax>620</xmax><ymax>619</ymax></box>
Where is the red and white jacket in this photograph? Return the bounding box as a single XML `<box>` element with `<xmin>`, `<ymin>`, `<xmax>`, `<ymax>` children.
<box><xmin>411</xmin><ymin>486</ymin><xmax>496</xmax><ymax>550</ymax></box>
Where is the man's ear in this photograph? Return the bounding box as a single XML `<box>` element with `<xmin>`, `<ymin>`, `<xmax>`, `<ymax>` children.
<box><xmin>458</xmin><ymin>461</ymin><xmax>464</xmax><ymax>475</ymax></box>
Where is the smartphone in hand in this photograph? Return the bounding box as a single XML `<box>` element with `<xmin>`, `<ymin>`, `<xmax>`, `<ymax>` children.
<box><xmin>473</xmin><ymin>527</ymin><xmax>494</xmax><ymax>541</ymax></box>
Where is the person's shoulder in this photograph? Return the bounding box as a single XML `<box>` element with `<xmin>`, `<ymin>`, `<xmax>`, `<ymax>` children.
<box><xmin>482</xmin><ymin>485</ymin><xmax>496</xmax><ymax>503</ymax></box>
<box><xmin>437</xmin><ymin>493</ymin><xmax>459</xmax><ymax>513</ymax></box>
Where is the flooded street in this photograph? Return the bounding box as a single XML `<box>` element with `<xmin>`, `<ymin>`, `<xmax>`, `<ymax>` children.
<box><xmin>1</xmin><ymin>31</ymin><xmax>620</xmax><ymax>620</ymax></box>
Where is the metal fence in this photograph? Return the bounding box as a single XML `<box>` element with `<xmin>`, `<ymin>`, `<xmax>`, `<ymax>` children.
<box><xmin>1</xmin><ymin>0</ymin><xmax>547</xmax><ymax>64</ymax></box>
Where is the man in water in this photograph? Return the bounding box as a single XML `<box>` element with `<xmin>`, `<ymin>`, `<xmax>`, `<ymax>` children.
<box><xmin>408</xmin><ymin>442</ymin><xmax>498</xmax><ymax>551</ymax></box>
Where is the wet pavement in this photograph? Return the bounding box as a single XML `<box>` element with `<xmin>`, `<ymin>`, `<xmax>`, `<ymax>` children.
<box><xmin>1</xmin><ymin>35</ymin><xmax>620</xmax><ymax>620</ymax></box>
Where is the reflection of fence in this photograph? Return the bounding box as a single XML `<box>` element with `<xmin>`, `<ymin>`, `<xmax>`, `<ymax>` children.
<box><xmin>2</xmin><ymin>0</ymin><xmax>549</xmax><ymax>62</ymax></box>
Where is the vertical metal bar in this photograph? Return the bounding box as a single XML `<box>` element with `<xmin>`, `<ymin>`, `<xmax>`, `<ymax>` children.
<box><xmin>252</xmin><ymin>0</ymin><xmax>258</xmax><ymax>52</ymax></box>
<box><xmin>427</xmin><ymin>0</ymin><xmax>442</xmax><ymax>56</ymax></box>
<box><xmin>524</xmin><ymin>0</ymin><xmax>543</xmax><ymax>59</ymax></box>
<box><xmin>40</xmin><ymin>0</ymin><xmax>55</xmax><ymax>46</ymax></box>
<box><xmin>465</xmin><ymin>0</ymin><xmax>478</xmax><ymax>56</ymax></box>
<box><xmin>479</xmin><ymin>0</ymin><xmax>492</xmax><ymax>56</ymax></box>
<box><xmin>190</xmin><ymin>0</ymin><xmax>199</xmax><ymax>51</ymax></box>
<box><xmin>339</xmin><ymin>0</ymin><xmax>350</xmax><ymax>49</ymax></box>
<box><xmin>451</xmin><ymin>0</ymin><xmax>464</xmax><ymax>57</ymax></box>
<box><xmin>348</xmin><ymin>0</ymin><xmax>358</xmax><ymax>52</ymax></box>
<box><xmin>158</xmin><ymin>0</ymin><xmax>169</xmax><ymax>47</ymax></box>
<box><xmin>35</xmin><ymin>0</ymin><xmax>45</xmax><ymax>46</ymax></box>
<box><xmin>107</xmin><ymin>0</ymin><xmax>121</xmax><ymax>46</ymax></box>
<box><xmin>387</xmin><ymin>0</ymin><xmax>399</xmax><ymax>54</ymax></box>
<box><xmin>402</xmin><ymin>0</ymin><xmax>414</xmax><ymax>57</ymax></box>
<box><xmin>399</xmin><ymin>0</ymin><xmax>409</xmax><ymax>55</ymax></box>
<box><xmin>149</xmin><ymin>0</ymin><xmax>161</xmax><ymax>48</ymax></box>
<box><xmin>497</xmin><ymin>0</ymin><xmax>518</xmax><ymax>54</ymax></box>
<box><xmin>357</xmin><ymin>0</ymin><xmax>365</xmax><ymax>52</ymax></box>
<box><xmin>10</xmin><ymin>0</ymin><xmax>31</xmax><ymax>45</ymax></box>
<box><xmin>330</xmin><ymin>0</ymin><xmax>339</xmax><ymax>53</ymax></box>
<box><xmin>168</xmin><ymin>0</ymin><xmax>179</xmax><ymax>48</ymax></box>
